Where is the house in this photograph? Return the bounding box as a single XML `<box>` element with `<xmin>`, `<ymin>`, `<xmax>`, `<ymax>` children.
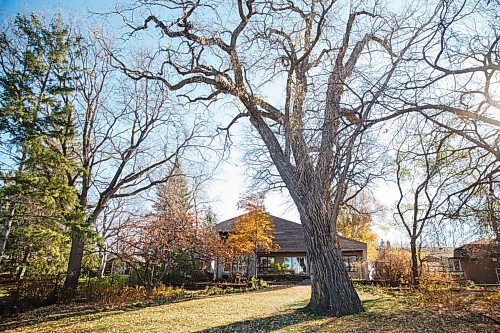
<box><xmin>420</xmin><ymin>247</ymin><xmax>466</xmax><ymax>282</ymax></box>
<box><xmin>212</xmin><ymin>214</ymin><xmax>369</xmax><ymax>280</ymax></box>
<box><xmin>421</xmin><ymin>239</ymin><xmax>500</xmax><ymax>285</ymax></box>
<box><xmin>455</xmin><ymin>238</ymin><xmax>500</xmax><ymax>284</ymax></box>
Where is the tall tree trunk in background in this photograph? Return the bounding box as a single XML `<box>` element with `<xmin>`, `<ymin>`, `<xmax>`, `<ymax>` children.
<box><xmin>145</xmin><ymin>261</ymin><xmax>154</xmax><ymax>292</ymax></box>
<box><xmin>98</xmin><ymin>246</ymin><xmax>108</xmax><ymax>278</ymax></box>
<box><xmin>0</xmin><ymin>200</ymin><xmax>16</xmax><ymax>267</ymax></box>
<box><xmin>64</xmin><ymin>231</ymin><xmax>85</xmax><ymax>289</ymax></box>
<box><xmin>254</xmin><ymin>252</ymin><xmax>258</xmax><ymax>278</ymax></box>
<box><xmin>486</xmin><ymin>178</ymin><xmax>499</xmax><ymax>241</ymax></box>
<box><xmin>410</xmin><ymin>238</ymin><xmax>419</xmax><ymax>285</ymax></box>
<box><xmin>15</xmin><ymin>246</ymin><xmax>30</xmax><ymax>281</ymax></box>
<box><xmin>64</xmin><ymin>190</ymin><xmax>91</xmax><ymax>290</ymax></box>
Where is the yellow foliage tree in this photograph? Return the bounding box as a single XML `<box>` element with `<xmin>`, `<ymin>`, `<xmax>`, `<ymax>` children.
<box><xmin>337</xmin><ymin>194</ymin><xmax>379</xmax><ymax>263</ymax></box>
<box><xmin>228</xmin><ymin>194</ymin><xmax>279</xmax><ymax>277</ymax></box>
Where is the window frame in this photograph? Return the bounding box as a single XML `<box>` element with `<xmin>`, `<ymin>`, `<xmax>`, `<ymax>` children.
<box><xmin>258</xmin><ymin>256</ymin><xmax>276</xmax><ymax>273</ymax></box>
<box><xmin>448</xmin><ymin>258</ymin><xmax>462</xmax><ymax>271</ymax></box>
<box><xmin>284</xmin><ymin>256</ymin><xmax>307</xmax><ymax>274</ymax></box>
<box><xmin>343</xmin><ymin>255</ymin><xmax>358</xmax><ymax>272</ymax></box>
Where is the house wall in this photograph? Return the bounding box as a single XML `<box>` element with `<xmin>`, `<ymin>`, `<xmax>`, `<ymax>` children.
<box><xmin>269</xmin><ymin>251</ymin><xmax>307</xmax><ymax>272</ymax></box>
<box><xmin>422</xmin><ymin>257</ymin><xmax>466</xmax><ymax>282</ymax></box>
<box><xmin>268</xmin><ymin>250</ymin><xmax>368</xmax><ymax>279</ymax></box>
<box><xmin>212</xmin><ymin>248</ymin><xmax>369</xmax><ymax>280</ymax></box>
<box><xmin>341</xmin><ymin>250</ymin><xmax>368</xmax><ymax>280</ymax></box>
<box><xmin>461</xmin><ymin>257</ymin><xmax>500</xmax><ymax>284</ymax></box>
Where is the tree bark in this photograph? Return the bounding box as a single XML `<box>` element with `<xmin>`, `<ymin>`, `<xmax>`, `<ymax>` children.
<box><xmin>410</xmin><ymin>238</ymin><xmax>419</xmax><ymax>285</ymax></box>
<box><xmin>98</xmin><ymin>248</ymin><xmax>108</xmax><ymax>278</ymax></box>
<box><xmin>15</xmin><ymin>246</ymin><xmax>30</xmax><ymax>282</ymax></box>
<box><xmin>300</xmin><ymin>202</ymin><xmax>364</xmax><ymax>316</ymax></box>
<box><xmin>0</xmin><ymin>199</ymin><xmax>16</xmax><ymax>266</ymax></box>
<box><xmin>64</xmin><ymin>230</ymin><xmax>85</xmax><ymax>290</ymax></box>
<box><xmin>254</xmin><ymin>252</ymin><xmax>258</xmax><ymax>278</ymax></box>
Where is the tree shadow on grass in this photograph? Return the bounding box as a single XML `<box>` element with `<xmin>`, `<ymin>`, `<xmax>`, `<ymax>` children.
<box><xmin>192</xmin><ymin>297</ymin><xmax>475</xmax><ymax>333</ymax></box>
<box><xmin>193</xmin><ymin>308</ymin><xmax>327</xmax><ymax>333</ymax></box>
<box><xmin>193</xmin><ymin>300</ymin><xmax>499</xmax><ymax>333</ymax></box>
<box><xmin>192</xmin><ymin>298</ymin><xmax>390</xmax><ymax>333</ymax></box>
<box><xmin>0</xmin><ymin>303</ymin><xmax>146</xmax><ymax>331</ymax></box>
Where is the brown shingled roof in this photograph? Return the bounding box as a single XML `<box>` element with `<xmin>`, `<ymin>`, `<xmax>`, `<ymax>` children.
<box><xmin>216</xmin><ymin>214</ymin><xmax>367</xmax><ymax>252</ymax></box>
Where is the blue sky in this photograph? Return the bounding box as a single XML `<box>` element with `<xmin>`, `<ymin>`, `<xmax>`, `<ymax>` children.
<box><xmin>0</xmin><ymin>0</ymin><xmax>310</xmax><ymax>222</ymax></box>
<box><xmin>0</xmin><ymin>0</ymin><xmax>107</xmax><ymax>14</ymax></box>
<box><xmin>0</xmin><ymin>0</ymin><xmax>401</xmax><ymax>242</ymax></box>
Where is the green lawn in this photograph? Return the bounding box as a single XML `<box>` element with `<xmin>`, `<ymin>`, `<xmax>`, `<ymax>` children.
<box><xmin>1</xmin><ymin>286</ymin><xmax>497</xmax><ymax>333</ymax></box>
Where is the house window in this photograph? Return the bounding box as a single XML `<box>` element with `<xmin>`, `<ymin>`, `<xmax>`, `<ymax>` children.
<box><xmin>259</xmin><ymin>256</ymin><xmax>275</xmax><ymax>273</ymax></box>
<box><xmin>223</xmin><ymin>259</ymin><xmax>245</xmax><ymax>273</ymax></box>
<box><xmin>448</xmin><ymin>259</ymin><xmax>462</xmax><ymax>271</ymax></box>
<box><xmin>284</xmin><ymin>257</ymin><xmax>307</xmax><ymax>274</ymax></box>
<box><xmin>231</xmin><ymin>262</ymin><xmax>240</xmax><ymax>272</ymax></box>
<box><xmin>343</xmin><ymin>256</ymin><xmax>358</xmax><ymax>272</ymax></box>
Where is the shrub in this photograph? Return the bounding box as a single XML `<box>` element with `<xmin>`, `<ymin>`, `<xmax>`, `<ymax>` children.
<box><xmin>75</xmin><ymin>275</ymin><xmax>140</xmax><ymax>305</ymax></box>
<box><xmin>374</xmin><ymin>247</ymin><xmax>412</xmax><ymax>284</ymax></box>
<box><xmin>151</xmin><ymin>285</ymin><xmax>186</xmax><ymax>303</ymax></box>
<box><xmin>203</xmin><ymin>285</ymin><xmax>224</xmax><ymax>295</ymax></box>
<box><xmin>250</xmin><ymin>276</ymin><xmax>268</xmax><ymax>289</ymax></box>
<box><xmin>9</xmin><ymin>276</ymin><xmax>64</xmax><ymax>308</ymax></box>
<box><xmin>162</xmin><ymin>270</ymin><xmax>185</xmax><ymax>285</ymax></box>
<box><xmin>2</xmin><ymin>274</ymin><xmax>190</xmax><ymax>314</ymax></box>
<box><xmin>269</xmin><ymin>263</ymin><xmax>291</xmax><ymax>275</ymax></box>
<box><xmin>202</xmin><ymin>284</ymin><xmax>261</xmax><ymax>295</ymax></box>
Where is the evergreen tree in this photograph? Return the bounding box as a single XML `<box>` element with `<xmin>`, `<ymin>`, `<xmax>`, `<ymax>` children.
<box><xmin>154</xmin><ymin>160</ymin><xmax>191</xmax><ymax>215</ymax></box>
<box><xmin>0</xmin><ymin>13</ymin><xmax>81</xmax><ymax>271</ymax></box>
<box><xmin>203</xmin><ymin>206</ymin><xmax>218</xmax><ymax>229</ymax></box>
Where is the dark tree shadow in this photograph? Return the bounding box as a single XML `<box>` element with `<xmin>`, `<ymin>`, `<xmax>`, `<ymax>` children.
<box><xmin>193</xmin><ymin>308</ymin><xmax>326</xmax><ymax>333</ymax></box>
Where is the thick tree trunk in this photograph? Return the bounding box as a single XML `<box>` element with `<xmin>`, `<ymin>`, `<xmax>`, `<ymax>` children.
<box><xmin>300</xmin><ymin>203</ymin><xmax>364</xmax><ymax>316</ymax></box>
<box><xmin>246</xmin><ymin>104</ymin><xmax>363</xmax><ymax>316</ymax></box>
<box><xmin>64</xmin><ymin>230</ymin><xmax>85</xmax><ymax>289</ymax></box>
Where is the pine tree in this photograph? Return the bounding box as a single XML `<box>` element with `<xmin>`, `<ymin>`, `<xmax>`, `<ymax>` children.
<box><xmin>0</xmin><ymin>13</ymin><xmax>81</xmax><ymax>270</ymax></box>
<box><xmin>154</xmin><ymin>160</ymin><xmax>191</xmax><ymax>215</ymax></box>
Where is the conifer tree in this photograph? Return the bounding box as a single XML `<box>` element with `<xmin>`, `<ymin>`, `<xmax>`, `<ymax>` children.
<box><xmin>154</xmin><ymin>160</ymin><xmax>191</xmax><ymax>215</ymax></box>
<box><xmin>0</xmin><ymin>14</ymin><xmax>81</xmax><ymax>268</ymax></box>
